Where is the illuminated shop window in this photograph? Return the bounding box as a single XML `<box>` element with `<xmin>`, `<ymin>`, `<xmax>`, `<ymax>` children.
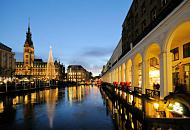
<box><xmin>149</xmin><ymin>57</ymin><xmax>160</xmax><ymax>89</ymax></box>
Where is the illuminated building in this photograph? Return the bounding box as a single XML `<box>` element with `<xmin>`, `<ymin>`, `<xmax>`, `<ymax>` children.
<box><xmin>15</xmin><ymin>24</ymin><xmax>65</xmax><ymax>81</ymax></box>
<box><xmin>67</xmin><ymin>65</ymin><xmax>92</xmax><ymax>83</ymax></box>
<box><xmin>101</xmin><ymin>0</ymin><xmax>190</xmax><ymax>119</ymax></box>
<box><xmin>0</xmin><ymin>42</ymin><xmax>15</xmax><ymax>82</ymax></box>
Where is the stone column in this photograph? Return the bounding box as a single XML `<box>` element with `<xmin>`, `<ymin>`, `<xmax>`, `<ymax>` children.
<box><xmin>119</xmin><ymin>66</ymin><xmax>121</xmax><ymax>83</ymax></box>
<box><xmin>131</xmin><ymin>62</ymin><xmax>134</xmax><ymax>91</ymax></box>
<box><xmin>121</xmin><ymin>63</ymin><xmax>125</xmax><ymax>82</ymax></box>
<box><xmin>141</xmin><ymin>56</ymin><xmax>149</xmax><ymax>94</ymax></box>
<box><xmin>160</xmin><ymin>51</ymin><xmax>173</xmax><ymax>99</ymax></box>
<box><xmin>117</xmin><ymin>68</ymin><xmax>119</xmax><ymax>82</ymax></box>
<box><xmin>125</xmin><ymin>62</ymin><xmax>128</xmax><ymax>82</ymax></box>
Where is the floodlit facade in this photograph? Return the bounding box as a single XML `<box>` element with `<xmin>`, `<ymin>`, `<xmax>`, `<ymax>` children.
<box><xmin>102</xmin><ymin>0</ymin><xmax>190</xmax><ymax>118</ymax></box>
<box><xmin>15</xmin><ymin>24</ymin><xmax>65</xmax><ymax>81</ymax></box>
<box><xmin>67</xmin><ymin>65</ymin><xmax>92</xmax><ymax>83</ymax></box>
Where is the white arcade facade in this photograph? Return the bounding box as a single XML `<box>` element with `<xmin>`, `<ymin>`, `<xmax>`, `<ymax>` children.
<box><xmin>102</xmin><ymin>1</ymin><xmax>190</xmax><ymax>118</ymax></box>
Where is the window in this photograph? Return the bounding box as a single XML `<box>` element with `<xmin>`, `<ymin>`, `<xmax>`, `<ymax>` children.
<box><xmin>161</xmin><ymin>0</ymin><xmax>167</xmax><ymax>7</ymax></box>
<box><xmin>151</xmin><ymin>7</ymin><xmax>157</xmax><ymax>21</ymax></box>
<box><xmin>183</xmin><ymin>42</ymin><xmax>190</xmax><ymax>58</ymax></box>
<box><xmin>170</xmin><ymin>47</ymin><xmax>179</xmax><ymax>61</ymax></box>
<box><xmin>25</xmin><ymin>59</ymin><xmax>28</xmax><ymax>64</ymax></box>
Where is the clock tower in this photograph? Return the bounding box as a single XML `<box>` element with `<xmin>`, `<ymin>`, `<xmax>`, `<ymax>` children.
<box><xmin>23</xmin><ymin>23</ymin><xmax>34</xmax><ymax>76</ymax></box>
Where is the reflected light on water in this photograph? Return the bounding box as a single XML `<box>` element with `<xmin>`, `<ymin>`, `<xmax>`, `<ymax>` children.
<box><xmin>67</xmin><ymin>85</ymin><xmax>86</xmax><ymax>104</ymax></box>
<box><xmin>24</xmin><ymin>95</ymin><xmax>28</xmax><ymax>104</ymax></box>
<box><xmin>45</xmin><ymin>88</ymin><xmax>58</xmax><ymax>128</ymax></box>
<box><xmin>0</xmin><ymin>101</ymin><xmax>3</xmax><ymax>113</ymax></box>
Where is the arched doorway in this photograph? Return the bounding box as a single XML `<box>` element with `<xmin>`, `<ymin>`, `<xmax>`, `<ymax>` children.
<box><xmin>145</xmin><ymin>43</ymin><xmax>161</xmax><ymax>90</ymax></box>
<box><xmin>126</xmin><ymin>59</ymin><xmax>132</xmax><ymax>87</ymax></box>
<box><xmin>165</xmin><ymin>22</ymin><xmax>190</xmax><ymax>93</ymax></box>
<box><xmin>133</xmin><ymin>53</ymin><xmax>142</xmax><ymax>88</ymax></box>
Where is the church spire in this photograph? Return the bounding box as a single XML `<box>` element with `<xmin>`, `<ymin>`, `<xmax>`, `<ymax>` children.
<box><xmin>28</xmin><ymin>17</ymin><xmax>30</xmax><ymax>33</ymax></box>
<box><xmin>24</xmin><ymin>18</ymin><xmax>34</xmax><ymax>48</ymax></box>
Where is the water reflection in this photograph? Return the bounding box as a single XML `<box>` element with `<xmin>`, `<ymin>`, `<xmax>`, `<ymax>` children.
<box><xmin>0</xmin><ymin>86</ymin><xmax>114</xmax><ymax>130</ymax></box>
<box><xmin>101</xmin><ymin>88</ymin><xmax>143</xmax><ymax>130</ymax></box>
<box><xmin>0</xmin><ymin>101</ymin><xmax>3</xmax><ymax>113</ymax></box>
<box><xmin>45</xmin><ymin>88</ymin><xmax>58</xmax><ymax>128</ymax></box>
<box><xmin>67</xmin><ymin>86</ymin><xmax>85</xmax><ymax>103</ymax></box>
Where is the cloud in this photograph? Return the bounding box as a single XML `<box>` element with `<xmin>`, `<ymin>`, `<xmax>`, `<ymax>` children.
<box><xmin>61</xmin><ymin>46</ymin><xmax>113</xmax><ymax>76</ymax></box>
<box><xmin>81</xmin><ymin>47</ymin><xmax>113</xmax><ymax>57</ymax></box>
<box><xmin>64</xmin><ymin>55</ymin><xmax>105</xmax><ymax>76</ymax></box>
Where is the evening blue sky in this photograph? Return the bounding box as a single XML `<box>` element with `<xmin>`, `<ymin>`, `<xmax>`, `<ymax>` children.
<box><xmin>0</xmin><ymin>0</ymin><xmax>132</xmax><ymax>76</ymax></box>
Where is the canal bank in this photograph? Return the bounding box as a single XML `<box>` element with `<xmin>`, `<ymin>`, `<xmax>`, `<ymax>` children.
<box><xmin>0</xmin><ymin>81</ymin><xmax>74</xmax><ymax>97</ymax></box>
<box><xmin>100</xmin><ymin>83</ymin><xmax>190</xmax><ymax>130</ymax></box>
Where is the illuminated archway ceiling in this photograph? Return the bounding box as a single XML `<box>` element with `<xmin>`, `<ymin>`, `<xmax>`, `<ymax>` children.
<box><xmin>171</xmin><ymin>22</ymin><xmax>190</xmax><ymax>48</ymax></box>
<box><xmin>147</xmin><ymin>44</ymin><xmax>160</xmax><ymax>58</ymax></box>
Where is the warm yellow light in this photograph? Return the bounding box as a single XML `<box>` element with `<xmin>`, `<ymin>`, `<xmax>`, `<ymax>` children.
<box><xmin>13</xmin><ymin>98</ymin><xmax>17</xmax><ymax>105</ymax></box>
<box><xmin>0</xmin><ymin>102</ymin><xmax>4</xmax><ymax>113</ymax></box>
<box><xmin>24</xmin><ymin>95</ymin><xmax>28</xmax><ymax>104</ymax></box>
<box><xmin>125</xmin><ymin>114</ymin><xmax>128</xmax><ymax>120</ymax></box>
<box><xmin>173</xmin><ymin>102</ymin><xmax>183</xmax><ymax>114</ymax></box>
<box><xmin>153</xmin><ymin>103</ymin><xmax>159</xmax><ymax>110</ymax></box>
<box><xmin>149</xmin><ymin>70</ymin><xmax>160</xmax><ymax>77</ymax></box>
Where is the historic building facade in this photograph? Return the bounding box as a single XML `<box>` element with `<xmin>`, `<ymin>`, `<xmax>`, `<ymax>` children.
<box><xmin>15</xmin><ymin>25</ymin><xmax>65</xmax><ymax>81</ymax></box>
<box><xmin>67</xmin><ymin>65</ymin><xmax>92</xmax><ymax>83</ymax></box>
<box><xmin>102</xmin><ymin>0</ymin><xmax>190</xmax><ymax>119</ymax></box>
<box><xmin>0</xmin><ymin>42</ymin><xmax>15</xmax><ymax>82</ymax></box>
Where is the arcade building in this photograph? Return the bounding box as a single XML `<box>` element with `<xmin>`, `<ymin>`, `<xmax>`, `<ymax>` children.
<box><xmin>102</xmin><ymin>0</ymin><xmax>190</xmax><ymax>120</ymax></box>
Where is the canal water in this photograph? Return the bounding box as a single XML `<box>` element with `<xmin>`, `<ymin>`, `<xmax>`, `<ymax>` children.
<box><xmin>0</xmin><ymin>85</ymin><xmax>117</xmax><ymax>130</ymax></box>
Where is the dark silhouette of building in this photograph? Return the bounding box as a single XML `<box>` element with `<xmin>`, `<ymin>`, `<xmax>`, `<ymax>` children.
<box><xmin>0</xmin><ymin>42</ymin><xmax>15</xmax><ymax>82</ymax></box>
